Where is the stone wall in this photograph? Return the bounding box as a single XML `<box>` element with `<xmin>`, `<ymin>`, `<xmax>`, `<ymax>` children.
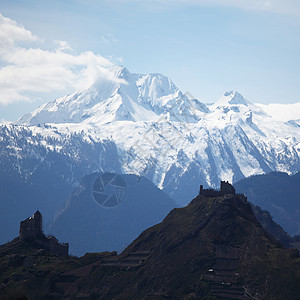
<box><xmin>199</xmin><ymin>181</ymin><xmax>236</xmax><ymax>197</ymax></box>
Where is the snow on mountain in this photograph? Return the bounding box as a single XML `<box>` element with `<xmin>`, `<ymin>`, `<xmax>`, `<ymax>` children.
<box><xmin>0</xmin><ymin>123</ymin><xmax>123</xmax><ymax>244</ymax></box>
<box><xmin>212</xmin><ymin>90</ymin><xmax>249</xmax><ymax>107</ymax></box>
<box><xmin>256</xmin><ymin>102</ymin><xmax>300</xmax><ymax>122</ymax></box>
<box><xmin>4</xmin><ymin>66</ymin><xmax>300</xmax><ymax>206</ymax></box>
<box><xmin>17</xmin><ymin>65</ymin><xmax>208</xmax><ymax>126</ymax></box>
<box><xmin>208</xmin><ymin>91</ymin><xmax>265</xmax><ymax>127</ymax></box>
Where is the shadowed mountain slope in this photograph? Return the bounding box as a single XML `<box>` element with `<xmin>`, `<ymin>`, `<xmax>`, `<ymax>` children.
<box><xmin>250</xmin><ymin>203</ymin><xmax>293</xmax><ymax>247</ymax></box>
<box><xmin>235</xmin><ymin>171</ymin><xmax>300</xmax><ymax>236</ymax></box>
<box><xmin>1</xmin><ymin>184</ymin><xmax>299</xmax><ymax>299</ymax></box>
<box><xmin>49</xmin><ymin>172</ymin><xmax>177</xmax><ymax>256</ymax></box>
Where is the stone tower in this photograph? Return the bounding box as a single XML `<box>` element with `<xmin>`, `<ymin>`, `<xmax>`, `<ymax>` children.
<box><xmin>19</xmin><ymin>210</ymin><xmax>43</xmax><ymax>240</ymax></box>
<box><xmin>19</xmin><ymin>210</ymin><xmax>69</xmax><ymax>257</ymax></box>
<box><xmin>33</xmin><ymin>210</ymin><xmax>42</xmax><ymax>236</ymax></box>
<box><xmin>220</xmin><ymin>181</ymin><xmax>236</xmax><ymax>195</ymax></box>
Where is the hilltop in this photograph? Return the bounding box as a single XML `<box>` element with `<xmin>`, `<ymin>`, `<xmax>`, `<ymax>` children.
<box><xmin>0</xmin><ymin>182</ymin><xmax>299</xmax><ymax>299</ymax></box>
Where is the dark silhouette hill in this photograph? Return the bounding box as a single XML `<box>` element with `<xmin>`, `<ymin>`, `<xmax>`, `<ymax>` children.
<box><xmin>101</xmin><ymin>188</ymin><xmax>299</xmax><ymax>299</ymax></box>
<box><xmin>1</xmin><ymin>183</ymin><xmax>299</xmax><ymax>299</ymax></box>
<box><xmin>234</xmin><ymin>171</ymin><xmax>300</xmax><ymax>236</ymax></box>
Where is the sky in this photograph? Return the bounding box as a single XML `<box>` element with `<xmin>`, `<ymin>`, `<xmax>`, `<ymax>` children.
<box><xmin>0</xmin><ymin>0</ymin><xmax>300</xmax><ymax>121</ymax></box>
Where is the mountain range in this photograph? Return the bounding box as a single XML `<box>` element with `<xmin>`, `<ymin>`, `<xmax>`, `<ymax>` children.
<box><xmin>49</xmin><ymin>172</ymin><xmax>177</xmax><ymax>256</ymax></box>
<box><xmin>48</xmin><ymin>172</ymin><xmax>294</xmax><ymax>256</ymax></box>
<box><xmin>1</xmin><ymin>65</ymin><xmax>300</xmax><ymax>243</ymax></box>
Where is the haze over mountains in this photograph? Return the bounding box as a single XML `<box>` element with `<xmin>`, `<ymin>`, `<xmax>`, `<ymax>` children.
<box><xmin>49</xmin><ymin>173</ymin><xmax>177</xmax><ymax>256</ymax></box>
<box><xmin>1</xmin><ymin>65</ymin><xmax>300</xmax><ymax>244</ymax></box>
<box><xmin>235</xmin><ymin>172</ymin><xmax>300</xmax><ymax>236</ymax></box>
<box><xmin>9</xmin><ymin>66</ymin><xmax>300</xmax><ymax>199</ymax></box>
<box><xmin>1</xmin><ymin>3</ymin><xmax>299</xmax><ymax>298</ymax></box>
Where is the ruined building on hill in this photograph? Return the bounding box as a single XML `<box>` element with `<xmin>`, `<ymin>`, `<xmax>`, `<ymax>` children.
<box><xmin>199</xmin><ymin>181</ymin><xmax>240</xmax><ymax>198</ymax></box>
<box><xmin>19</xmin><ymin>210</ymin><xmax>68</xmax><ymax>257</ymax></box>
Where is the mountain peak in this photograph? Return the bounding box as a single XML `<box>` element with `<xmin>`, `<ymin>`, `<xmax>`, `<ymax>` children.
<box><xmin>224</xmin><ymin>90</ymin><xmax>248</xmax><ymax>105</ymax></box>
<box><xmin>16</xmin><ymin>66</ymin><xmax>208</xmax><ymax>125</ymax></box>
<box><xmin>110</xmin><ymin>65</ymin><xmax>130</xmax><ymax>80</ymax></box>
<box><xmin>213</xmin><ymin>91</ymin><xmax>249</xmax><ymax>109</ymax></box>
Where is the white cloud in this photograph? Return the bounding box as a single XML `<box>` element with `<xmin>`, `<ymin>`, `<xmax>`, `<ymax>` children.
<box><xmin>0</xmin><ymin>13</ymin><xmax>119</xmax><ymax>105</ymax></box>
<box><xmin>256</xmin><ymin>103</ymin><xmax>300</xmax><ymax>122</ymax></box>
<box><xmin>0</xmin><ymin>12</ymin><xmax>38</xmax><ymax>50</ymax></box>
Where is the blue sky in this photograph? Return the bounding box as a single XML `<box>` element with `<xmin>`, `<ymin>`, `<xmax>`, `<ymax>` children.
<box><xmin>0</xmin><ymin>0</ymin><xmax>300</xmax><ymax>121</ymax></box>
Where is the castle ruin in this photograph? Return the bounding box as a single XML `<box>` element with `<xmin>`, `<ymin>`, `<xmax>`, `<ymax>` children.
<box><xmin>19</xmin><ymin>210</ymin><xmax>68</xmax><ymax>257</ymax></box>
<box><xmin>199</xmin><ymin>181</ymin><xmax>236</xmax><ymax>197</ymax></box>
<box><xmin>19</xmin><ymin>210</ymin><xmax>43</xmax><ymax>240</ymax></box>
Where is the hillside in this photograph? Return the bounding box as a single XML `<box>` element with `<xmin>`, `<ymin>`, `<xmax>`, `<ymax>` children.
<box><xmin>250</xmin><ymin>203</ymin><xmax>293</xmax><ymax>247</ymax></box>
<box><xmin>1</xmin><ymin>183</ymin><xmax>299</xmax><ymax>299</ymax></box>
<box><xmin>49</xmin><ymin>172</ymin><xmax>293</xmax><ymax>256</ymax></box>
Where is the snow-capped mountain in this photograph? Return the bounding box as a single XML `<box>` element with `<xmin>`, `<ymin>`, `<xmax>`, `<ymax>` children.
<box><xmin>18</xmin><ymin>66</ymin><xmax>208</xmax><ymax>126</ymax></box>
<box><xmin>2</xmin><ymin>66</ymin><xmax>300</xmax><ymax>208</ymax></box>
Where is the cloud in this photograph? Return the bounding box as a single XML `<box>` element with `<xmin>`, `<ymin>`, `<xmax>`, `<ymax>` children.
<box><xmin>0</xmin><ymin>12</ymin><xmax>38</xmax><ymax>50</ymax></box>
<box><xmin>100</xmin><ymin>34</ymin><xmax>118</xmax><ymax>45</ymax></box>
<box><xmin>0</xmin><ymin>13</ymin><xmax>119</xmax><ymax>105</ymax></box>
<box><xmin>54</xmin><ymin>40</ymin><xmax>73</xmax><ymax>52</ymax></box>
